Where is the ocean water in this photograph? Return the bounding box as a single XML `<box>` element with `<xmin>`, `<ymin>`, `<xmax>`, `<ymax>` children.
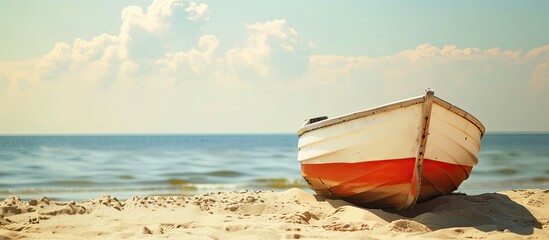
<box><xmin>0</xmin><ymin>134</ymin><xmax>547</xmax><ymax>201</ymax></box>
<box><xmin>461</xmin><ymin>133</ymin><xmax>549</xmax><ymax>194</ymax></box>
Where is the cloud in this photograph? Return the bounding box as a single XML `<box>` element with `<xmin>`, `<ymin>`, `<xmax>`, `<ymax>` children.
<box><xmin>226</xmin><ymin>19</ymin><xmax>310</xmax><ymax>79</ymax></box>
<box><xmin>388</xmin><ymin>44</ymin><xmax>524</xmax><ymax>64</ymax></box>
<box><xmin>525</xmin><ymin>45</ymin><xmax>549</xmax><ymax>89</ymax></box>
<box><xmin>484</xmin><ymin>48</ymin><xmax>523</xmax><ymax>58</ymax></box>
<box><xmin>308</xmin><ymin>44</ymin><xmax>539</xmax><ymax>81</ymax></box>
<box><xmin>185</xmin><ymin>2</ymin><xmax>209</xmax><ymax>21</ymax></box>
<box><xmin>1</xmin><ymin>0</ymin><xmax>214</xmax><ymax>89</ymax></box>
<box><xmin>155</xmin><ymin>34</ymin><xmax>219</xmax><ymax>79</ymax></box>
<box><xmin>305</xmin><ymin>44</ymin><xmax>549</xmax><ymax>109</ymax></box>
<box><xmin>526</xmin><ymin>45</ymin><xmax>549</xmax><ymax>57</ymax></box>
<box><xmin>3</xmin><ymin>2</ymin><xmax>311</xmax><ymax>89</ymax></box>
<box><xmin>531</xmin><ymin>62</ymin><xmax>549</xmax><ymax>89</ymax></box>
<box><xmin>119</xmin><ymin>0</ymin><xmax>191</xmax><ymax>36</ymax></box>
<box><xmin>1</xmin><ymin>0</ymin><xmax>549</xmax><ymax>133</ymax></box>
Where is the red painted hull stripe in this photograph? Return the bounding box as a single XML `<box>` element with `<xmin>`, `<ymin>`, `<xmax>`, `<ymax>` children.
<box><xmin>301</xmin><ymin>158</ymin><xmax>472</xmax><ymax>207</ymax></box>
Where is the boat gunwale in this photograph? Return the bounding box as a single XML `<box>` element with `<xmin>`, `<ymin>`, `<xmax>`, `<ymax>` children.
<box><xmin>431</xmin><ymin>96</ymin><xmax>486</xmax><ymax>136</ymax></box>
<box><xmin>297</xmin><ymin>95</ymin><xmax>486</xmax><ymax>137</ymax></box>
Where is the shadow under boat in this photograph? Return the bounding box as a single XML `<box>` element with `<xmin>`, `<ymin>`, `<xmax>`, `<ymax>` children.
<box><xmin>317</xmin><ymin>191</ymin><xmax>543</xmax><ymax>235</ymax></box>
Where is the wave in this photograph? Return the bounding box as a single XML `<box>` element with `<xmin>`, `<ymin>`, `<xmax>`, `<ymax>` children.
<box><xmin>0</xmin><ymin>177</ymin><xmax>310</xmax><ymax>200</ymax></box>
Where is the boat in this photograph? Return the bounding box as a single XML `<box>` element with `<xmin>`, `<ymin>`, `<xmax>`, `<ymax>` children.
<box><xmin>297</xmin><ymin>89</ymin><xmax>485</xmax><ymax>210</ymax></box>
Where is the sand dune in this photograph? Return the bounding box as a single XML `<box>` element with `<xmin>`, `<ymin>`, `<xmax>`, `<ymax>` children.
<box><xmin>1</xmin><ymin>188</ymin><xmax>547</xmax><ymax>239</ymax></box>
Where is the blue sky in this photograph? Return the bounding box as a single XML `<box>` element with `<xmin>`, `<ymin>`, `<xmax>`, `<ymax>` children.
<box><xmin>1</xmin><ymin>0</ymin><xmax>548</xmax><ymax>133</ymax></box>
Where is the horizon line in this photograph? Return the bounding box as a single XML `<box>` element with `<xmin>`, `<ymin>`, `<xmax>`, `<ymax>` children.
<box><xmin>1</xmin><ymin>131</ymin><xmax>548</xmax><ymax>136</ymax></box>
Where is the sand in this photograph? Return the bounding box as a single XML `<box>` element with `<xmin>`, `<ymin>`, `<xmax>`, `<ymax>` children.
<box><xmin>0</xmin><ymin>188</ymin><xmax>547</xmax><ymax>239</ymax></box>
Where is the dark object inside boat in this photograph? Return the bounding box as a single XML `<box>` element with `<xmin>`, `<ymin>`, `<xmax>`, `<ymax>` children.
<box><xmin>304</xmin><ymin>116</ymin><xmax>328</xmax><ymax>125</ymax></box>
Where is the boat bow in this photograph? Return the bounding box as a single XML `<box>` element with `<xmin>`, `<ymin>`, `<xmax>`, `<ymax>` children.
<box><xmin>297</xmin><ymin>89</ymin><xmax>485</xmax><ymax>210</ymax></box>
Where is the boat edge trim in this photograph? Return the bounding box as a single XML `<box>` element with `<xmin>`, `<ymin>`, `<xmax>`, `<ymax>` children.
<box><xmin>297</xmin><ymin>94</ymin><xmax>486</xmax><ymax>137</ymax></box>
<box><xmin>297</xmin><ymin>96</ymin><xmax>424</xmax><ymax>136</ymax></box>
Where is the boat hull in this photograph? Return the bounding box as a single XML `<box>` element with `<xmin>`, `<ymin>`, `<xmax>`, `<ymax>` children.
<box><xmin>301</xmin><ymin>158</ymin><xmax>472</xmax><ymax>208</ymax></box>
<box><xmin>297</xmin><ymin>90</ymin><xmax>484</xmax><ymax>209</ymax></box>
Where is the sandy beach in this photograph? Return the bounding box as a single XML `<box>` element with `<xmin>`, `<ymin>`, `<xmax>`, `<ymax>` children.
<box><xmin>0</xmin><ymin>188</ymin><xmax>547</xmax><ymax>239</ymax></box>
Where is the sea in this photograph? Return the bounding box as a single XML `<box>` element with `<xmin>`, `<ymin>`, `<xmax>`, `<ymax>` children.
<box><xmin>0</xmin><ymin>134</ymin><xmax>548</xmax><ymax>201</ymax></box>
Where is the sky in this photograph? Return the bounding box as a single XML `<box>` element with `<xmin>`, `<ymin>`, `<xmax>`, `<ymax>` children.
<box><xmin>0</xmin><ymin>0</ymin><xmax>548</xmax><ymax>134</ymax></box>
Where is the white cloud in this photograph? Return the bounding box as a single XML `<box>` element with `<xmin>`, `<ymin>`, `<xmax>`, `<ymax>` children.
<box><xmin>71</xmin><ymin>34</ymin><xmax>121</xmax><ymax>62</ymax></box>
<box><xmin>1</xmin><ymin>0</ymin><xmax>549</xmax><ymax>133</ymax></box>
<box><xmin>185</xmin><ymin>2</ymin><xmax>209</xmax><ymax>21</ymax></box>
<box><xmin>120</xmin><ymin>0</ymin><xmax>180</xmax><ymax>36</ymax></box>
<box><xmin>307</xmin><ymin>44</ymin><xmax>549</xmax><ymax>101</ymax></box>
<box><xmin>526</xmin><ymin>45</ymin><xmax>549</xmax><ymax>57</ymax></box>
<box><xmin>155</xmin><ymin>34</ymin><xmax>219</xmax><ymax>78</ymax></box>
<box><xmin>1</xmin><ymin>5</ymin><xmax>313</xmax><ymax>93</ymax></box>
<box><xmin>484</xmin><ymin>48</ymin><xmax>523</xmax><ymax>58</ymax></box>
<box><xmin>226</xmin><ymin>19</ymin><xmax>309</xmax><ymax>79</ymax></box>
<box><xmin>531</xmin><ymin>62</ymin><xmax>549</xmax><ymax>89</ymax></box>
<box><xmin>308</xmin><ymin>43</ymin><xmax>534</xmax><ymax>78</ymax></box>
<box><xmin>5</xmin><ymin>0</ymin><xmax>213</xmax><ymax>88</ymax></box>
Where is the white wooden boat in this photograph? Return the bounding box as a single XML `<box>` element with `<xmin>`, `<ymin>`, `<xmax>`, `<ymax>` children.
<box><xmin>297</xmin><ymin>89</ymin><xmax>485</xmax><ymax>210</ymax></box>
